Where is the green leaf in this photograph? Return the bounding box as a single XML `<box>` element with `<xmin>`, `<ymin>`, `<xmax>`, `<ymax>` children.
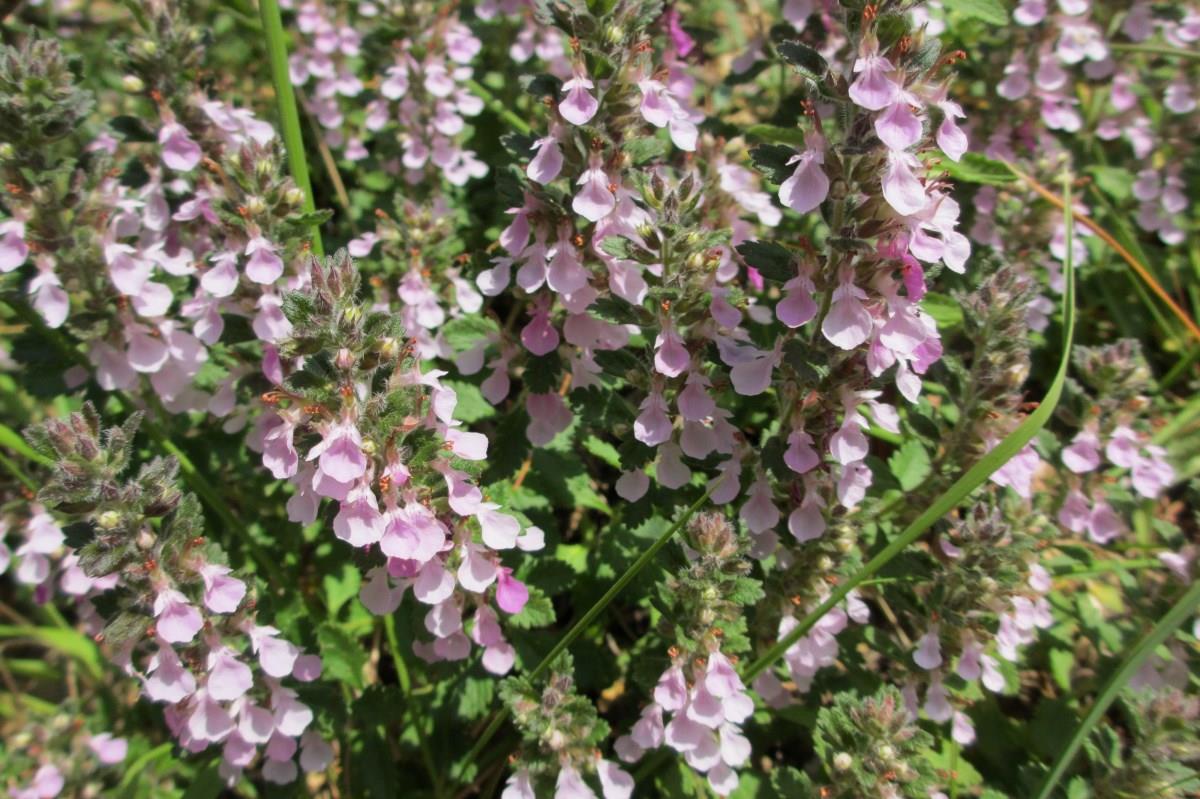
<box><xmin>777</xmin><ymin>40</ymin><xmax>829</xmax><ymax>81</ymax></box>
<box><xmin>888</xmin><ymin>439</ymin><xmax>932</xmax><ymax>492</ymax></box>
<box><xmin>583</xmin><ymin>435</ymin><xmax>621</xmax><ymax>468</ymax></box>
<box><xmin>181</xmin><ymin>761</ymin><xmax>224</xmax><ymax>799</ymax></box>
<box><xmin>505</xmin><ymin>590</ymin><xmax>556</xmax><ymax>629</ymax></box>
<box><xmin>920</xmin><ymin>292</ymin><xmax>965</xmax><ymax>329</ymax></box>
<box><xmin>318</xmin><ymin>622</ymin><xmax>367</xmax><ymax>690</ymax></box>
<box><xmin>940</xmin><ymin>0</ymin><xmax>1008</xmax><ymax>25</ymax></box>
<box><xmin>734</xmin><ymin>240</ymin><xmax>795</xmax><ymax>282</ymax></box>
<box><xmin>933</xmin><ymin>152</ymin><xmax>1017</xmax><ymax>185</ymax></box>
<box><xmin>441</xmin><ymin>316</ymin><xmax>499</xmax><ymax>352</ymax></box>
<box><xmin>1048</xmin><ymin>647</ymin><xmax>1075</xmax><ymax>691</ymax></box>
<box><xmin>1086</xmin><ymin>165</ymin><xmax>1133</xmax><ymax>202</ymax></box>
<box><xmin>323</xmin><ymin>563</ymin><xmax>362</xmax><ymax>617</ymax></box>
<box><xmin>746</xmin><ymin>124</ymin><xmax>806</xmax><ymax>146</ymax></box>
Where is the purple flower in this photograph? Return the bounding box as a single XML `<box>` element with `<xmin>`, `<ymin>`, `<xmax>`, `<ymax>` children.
<box><xmin>559</xmin><ymin>65</ymin><xmax>599</xmax><ymax>126</ymax></box>
<box><xmin>159</xmin><ymin>122</ymin><xmax>203</xmax><ymax>171</ymax></box>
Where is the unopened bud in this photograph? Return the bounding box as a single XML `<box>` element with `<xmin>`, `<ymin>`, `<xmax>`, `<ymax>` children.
<box><xmin>335</xmin><ymin>347</ymin><xmax>356</xmax><ymax>370</ymax></box>
<box><xmin>0</xmin><ymin>142</ymin><xmax>13</xmax><ymax>160</ymax></box>
<box><xmin>877</xmin><ymin>744</ymin><xmax>896</xmax><ymax>761</ymax></box>
<box><xmin>605</xmin><ymin>24</ymin><xmax>624</xmax><ymax>45</ymax></box>
<box><xmin>137</xmin><ymin>529</ymin><xmax>156</xmax><ymax>549</ymax></box>
<box><xmin>284</xmin><ymin>187</ymin><xmax>305</xmax><ymax>206</ymax></box>
<box><xmin>136</xmin><ymin>40</ymin><xmax>158</xmax><ymax>58</ymax></box>
<box><xmin>98</xmin><ymin>510</ymin><xmax>122</xmax><ymax>530</ymax></box>
<box><xmin>245</xmin><ymin>196</ymin><xmax>267</xmax><ymax>216</ymax></box>
<box><xmin>833</xmin><ymin>752</ymin><xmax>853</xmax><ymax>772</ymax></box>
<box><xmin>361</xmin><ymin>438</ymin><xmax>377</xmax><ymax>456</ymax></box>
<box><xmin>122</xmin><ymin>75</ymin><xmax>145</xmax><ymax>93</ymax></box>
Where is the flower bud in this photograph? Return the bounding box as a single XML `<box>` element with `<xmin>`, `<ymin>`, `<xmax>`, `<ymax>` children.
<box><xmin>121</xmin><ymin>74</ymin><xmax>145</xmax><ymax>93</ymax></box>
<box><xmin>98</xmin><ymin>510</ymin><xmax>122</xmax><ymax>530</ymax></box>
<box><xmin>832</xmin><ymin>752</ymin><xmax>853</xmax><ymax>772</ymax></box>
<box><xmin>137</xmin><ymin>529</ymin><xmax>156</xmax><ymax>550</ymax></box>
<box><xmin>246</xmin><ymin>196</ymin><xmax>267</xmax><ymax>216</ymax></box>
<box><xmin>335</xmin><ymin>348</ymin><xmax>356</xmax><ymax>370</ymax></box>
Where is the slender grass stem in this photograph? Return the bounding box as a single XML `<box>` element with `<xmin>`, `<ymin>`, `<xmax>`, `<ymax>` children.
<box><xmin>467</xmin><ymin>78</ymin><xmax>533</xmax><ymax>135</ymax></box>
<box><xmin>1108</xmin><ymin>42</ymin><xmax>1200</xmax><ymax>61</ymax></box>
<box><xmin>1032</xmin><ymin>578</ymin><xmax>1200</xmax><ymax>799</ymax></box>
<box><xmin>259</xmin><ymin>0</ymin><xmax>324</xmax><ymax>256</ymax></box>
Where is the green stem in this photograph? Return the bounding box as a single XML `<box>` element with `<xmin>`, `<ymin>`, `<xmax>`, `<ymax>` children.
<box><xmin>467</xmin><ymin>78</ymin><xmax>533</xmax><ymax>135</ymax></box>
<box><xmin>451</xmin><ymin>485</ymin><xmax>717</xmax><ymax>784</ymax></box>
<box><xmin>742</xmin><ymin>171</ymin><xmax>1078</xmax><ymax>683</ymax></box>
<box><xmin>385</xmin><ymin>614</ymin><xmax>445</xmax><ymax>799</ymax></box>
<box><xmin>259</xmin><ymin>0</ymin><xmax>324</xmax><ymax>256</ymax></box>
<box><xmin>1033</xmin><ymin>578</ymin><xmax>1200</xmax><ymax>799</ymax></box>
<box><xmin>0</xmin><ymin>450</ymin><xmax>37</xmax><ymax>493</ymax></box>
<box><xmin>1107</xmin><ymin>42</ymin><xmax>1200</xmax><ymax>61</ymax></box>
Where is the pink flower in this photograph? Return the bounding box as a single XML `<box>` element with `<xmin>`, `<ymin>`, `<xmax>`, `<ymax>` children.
<box><xmin>776</xmin><ymin>272</ymin><xmax>817</xmax><ymax>328</ymax></box>
<box><xmin>207</xmin><ymin>646</ymin><xmax>254</xmax><ymax>702</ymax></box>
<box><xmin>526</xmin><ymin>134</ymin><xmax>564</xmax><ymax>184</ymax></box>
<box><xmin>849</xmin><ymin>47</ymin><xmax>899</xmax><ymax>110</ymax></box>
<box><xmin>821</xmin><ymin>276</ymin><xmax>873</xmax><ymax>350</ymax></box>
<box><xmin>778</xmin><ymin>141</ymin><xmax>829</xmax><ymax>214</ymax></box>
<box><xmin>525</xmin><ymin>392</ymin><xmax>572</xmax><ymax>446</ymax></box>
<box><xmin>739</xmin><ymin>477</ymin><xmax>779</xmax><ymax>534</ymax></box>
<box><xmin>520</xmin><ymin>297</ymin><xmax>560</xmax><ymax>355</ymax></box>
<box><xmin>333</xmin><ymin>484</ymin><xmax>384</xmax><ymax>547</ymax></box>
<box><xmin>573</xmin><ymin>157</ymin><xmax>617</xmax><ymax>222</ymax></box>
<box><xmin>145</xmin><ymin>644</ymin><xmax>196</xmax><ymax>703</ymax></box>
<box><xmin>913</xmin><ymin>628</ymin><xmax>943</xmax><ymax>670</ymax></box>
<box><xmin>198</xmin><ymin>564</ymin><xmax>247</xmax><ymax>614</ymax></box>
<box><xmin>729</xmin><ymin>343</ymin><xmax>782</xmax><ymax>396</ymax></box>
<box><xmin>882</xmin><ymin>151</ymin><xmax>928</xmax><ymax>216</ymax></box>
<box><xmin>783</xmin><ymin>428</ymin><xmax>820</xmax><ymax>473</ymax></box>
<box><xmin>787</xmin><ymin>484</ymin><xmax>826</xmax><ymax>542</ymax></box>
<box><xmin>159</xmin><ymin>122</ymin><xmax>202</xmax><ymax>171</ymax></box>
<box><xmin>244</xmin><ymin>237</ymin><xmax>285</xmax><ymax>284</ymax></box>
<box><xmin>677</xmin><ymin>372</ymin><xmax>716</xmax><ymax>421</ymax></box>
<box><xmin>88</xmin><ymin>733</ymin><xmax>129</xmax><ymax>765</ymax></box>
<box><xmin>153</xmin><ymin>589</ymin><xmax>203</xmax><ymax>644</ymax></box>
<box><xmin>495</xmin><ymin>567</ymin><xmax>529</xmax><ymax>614</ymax></box>
<box><xmin>875</xmin><ymin>100</ymin><xmax>923</xmax><ymax>151</ymax></box>
<box><xmin>0</xmin><ymin>220</ymin><xmax>29</xmax><ymax>272</ymax></box>
<box><xmin>634</xmin><ymin>389</ymin><xmax>672</xmax><ymax>447</ymax></box>
<box><xmin>559</xmin><ymin>66</ymin><xmax>599</xmax><ymax>125</ymax></box>
<box><xmin>936</xmin><ymin>100</ymin><xmax>968</xmax><ymax>161</ymax></box>
<box><xmin>1062</xmin><ymin>430</ymin><xmax>1101</xmax><ymax>473</ymax></box>
<box><xmin>654</xmin><ymin>322</ymin><xmax>690</xmax><ymax>377</ymax></box>
<box><xmin>309</xmin><ymin>420</ymin><xmax>367</xmax><ymax>484</ymax></box>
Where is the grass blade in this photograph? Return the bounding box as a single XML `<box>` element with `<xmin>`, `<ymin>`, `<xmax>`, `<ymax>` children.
<box><xmin>259</xmin><ymin>0</ymin><xmax>324</xmax><ymax>256</ymax></box>
<box><xmin>742</xmin><ymin>172</ymin><xmax>1078</xmax><ymax>682</ymax></box>
<box><xmin>1032</xmin><ymin>579</ymin><xmax>1200</xmax><ymax>799</ymax></box>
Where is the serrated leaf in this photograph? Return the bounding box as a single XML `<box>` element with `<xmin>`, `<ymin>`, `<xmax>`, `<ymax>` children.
<box><xmin>888</xmin><ymin>439</ymin><xmax>931</xmax><ymax>492</ymax></box>
<box><xmin>583</xmin><ymin>435</ymin><xmax>621</xmax><ymax>468</ymax></box>
<box><xmin>505</xmin><ymin>590</ymin><xmax>555</xmax><ymax>629</ymax></box>
<box><xmin>318</xmin><ymin>622</ymin><xmax>367</xmax><ymax>690</ymax></box>
<box><xmin>441</xmin><ymin>315</ymin><xmax>499</xmax><ymax>352</ymax></box>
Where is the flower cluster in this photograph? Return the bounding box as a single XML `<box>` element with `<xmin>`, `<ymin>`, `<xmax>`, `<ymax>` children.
<box><xmin>980</xmin><ymin>1</ymin><xmax>1197</xmax><ymax>245</ymax></box>
<box><xmin>0</xmin><ymin>14</ymin><xmax>320</xmax><ymax>418</ymax></box>
<box><xmin>258</xmin><ymin>249</ymin><xmax>539</xmax><ymax>669</ymax></box>
<box><xmin>24</xmin><ymin>406</ymin><xmax>328</xmax><ymax>785</ymax></box>
<box><xmin>499</xmin><ymin>654</ymin><xmax>633</xmax><ymax>799</ymax></box>
<box><xmin>611</xmin><ymin>512</ymin><xmax>763</xmax><ymax>796</ymax></box>
<box><xmin>4</xmin><ymin>714</ymin><xmax>127</xmax><ymax>799</ymax></box>
<box><xmin>286</xmin><ymin>0</ymin><xmax>489</xmax><ymax>185</ymax></box>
